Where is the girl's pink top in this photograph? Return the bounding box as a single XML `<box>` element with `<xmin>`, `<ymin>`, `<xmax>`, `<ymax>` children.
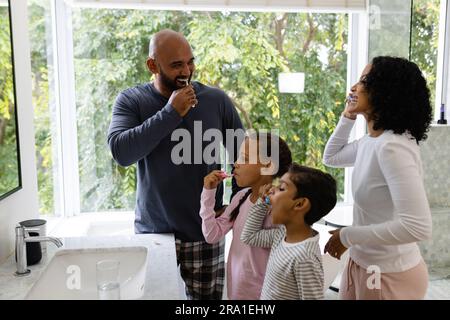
<box><xmin>200</xmin><ymin>187</ymin><xmax>273</xmax><ymax>300</ymax></box>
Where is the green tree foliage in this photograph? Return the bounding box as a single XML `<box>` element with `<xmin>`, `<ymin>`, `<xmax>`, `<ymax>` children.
<box><xmin>20</xmin><ymin>3</ymin><xmax>439</xmax><ymax>214</ymax></box>
<box><xmin>70</xmin><ymin>9</ymin><xmax>348</xmax><ymax>212</ymax></box>
<box><xmin>411</xmin><ymin>0</ymin><xmax>440</xmax><ymax>109</ymax></box>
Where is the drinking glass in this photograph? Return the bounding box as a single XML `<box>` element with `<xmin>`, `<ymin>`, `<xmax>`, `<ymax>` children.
<box><xmin>96</xmin><ymin>259</ymin><xmax>120</xmax><ymax>300</ymax></box>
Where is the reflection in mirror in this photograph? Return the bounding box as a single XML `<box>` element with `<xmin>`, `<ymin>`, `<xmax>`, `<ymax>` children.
<box><xmin>0</xmin><ymin>0</ymin><xmax>22</xmax><ymax>200</ymax></box>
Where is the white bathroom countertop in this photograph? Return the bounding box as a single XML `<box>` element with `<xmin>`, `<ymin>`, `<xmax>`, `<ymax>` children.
<box><xmin>0</xmin><ymin>233</ymin><xmax>181</xmax><ymax>300</ymax></box>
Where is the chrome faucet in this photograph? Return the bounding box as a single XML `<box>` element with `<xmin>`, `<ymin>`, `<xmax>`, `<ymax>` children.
<box><xmin>14</xmin><ymin>224</ymin><xmax>63</xmax><ymax>276</ymax></box>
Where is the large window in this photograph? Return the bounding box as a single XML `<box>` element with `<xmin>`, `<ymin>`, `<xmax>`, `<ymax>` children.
<box><xmin>71</xmin><ymin>9</ymin><xmax>349</xmax><ymax>212</ymax></box>
<box><xmin>27</xmin><ymin>1</ymin><xmax>445</xmax><ymax>217</ymax></box>
<box><xmin>29</xmin><ymin>3</ymin><xmax>352</xmax><ymax>216</ymax></box>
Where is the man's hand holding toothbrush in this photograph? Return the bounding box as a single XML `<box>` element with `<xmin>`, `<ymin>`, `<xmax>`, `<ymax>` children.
<box><xmin>168</xmin><ymin>78</ymin><xmax>197</xmax><ymax>117</ymax></box>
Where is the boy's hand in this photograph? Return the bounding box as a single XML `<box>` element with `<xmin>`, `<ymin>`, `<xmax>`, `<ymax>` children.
<box><xmin>258</xmin><ymin>183</ymin><xmax>273</xmax><ymax>202</ymax></box>
<box><xmin>204</xmin><ymin>170</ymin><xmax>226</xmax><ymax>190</ymax></box>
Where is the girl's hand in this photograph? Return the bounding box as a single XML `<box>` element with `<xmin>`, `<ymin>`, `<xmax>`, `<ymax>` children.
<box><xmin>342</xmin><ymin>94</ymin><xmax>357</xmax><ymax>120</ymax></box>
<box><xmin>324</xmin><ymin>229</ymin><xmax>348</xmax><ymax>260</ymax></box>
<box><xmin>204</xmin><ymin>170</ymin><xmax>226</xmax><ymax>190</ymax></box>
<box><xmin>258</xmin><ymin>183</ymin><xmax>273</xmax><ymax>201</ymax></box>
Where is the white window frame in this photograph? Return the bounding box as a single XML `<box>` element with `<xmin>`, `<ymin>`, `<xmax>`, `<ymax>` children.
<box><xmin>67</xmin><ymin>0</ymin><xmax>366</xmax><ymax>12</ymax></box>
<box><xmin>48</xmin><ymin>2</ymin><xmax>371</xmax><ymax>217</ymax></box>
<box><xmin>344</xmin><ymin>12</ymin><xmax>368</xmax><ymax>204</ymax></box>
<box><xmin>51</xmin><ymin>0</ymin><xmax>80</xmax><ymax>217</ymax></box>
<box><xmin>435</xmin><ymin>0</ymin><xmax>450</xmax><ymax>122</ymax></box>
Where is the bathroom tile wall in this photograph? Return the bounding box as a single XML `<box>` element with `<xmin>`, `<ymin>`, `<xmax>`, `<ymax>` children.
<box><xmin>420</xmin><ymin>125</ymin><xmax>450</xmax><ymax>208</ymax></box>
<box><xmin>418</xmin><ymin>208</ymin><xmax>450</xmax><ymax>268</ymax></box>
<box><xmin>419</xmin><ymin>125</ymin><xmax>450</xmax><ymax>268</ymax></box>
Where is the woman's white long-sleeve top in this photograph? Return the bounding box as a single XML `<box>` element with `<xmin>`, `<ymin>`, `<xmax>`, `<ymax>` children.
<box><xmin>323</xmin><ymin>116</ymin><xmax>432</xmax><ymax>272</ymax></box>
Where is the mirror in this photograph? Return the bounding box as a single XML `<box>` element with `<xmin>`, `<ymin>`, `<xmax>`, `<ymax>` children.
<box><xmin>0</xmin><ymin>0</ymin><xmax>22</xmax><ymax>200</ymax></box>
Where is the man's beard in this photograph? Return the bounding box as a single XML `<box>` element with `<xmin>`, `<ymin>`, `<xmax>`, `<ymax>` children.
<box><xmin>159</xmin><ymin>65</ymin><xmax>192</xmax><ymax>92</ymax></box>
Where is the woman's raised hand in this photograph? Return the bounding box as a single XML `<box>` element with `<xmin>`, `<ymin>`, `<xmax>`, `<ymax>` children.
<box><xmin>342</xmin><ymin>94</ymin><xmax>358</xmax><ymax>120</ymax></box>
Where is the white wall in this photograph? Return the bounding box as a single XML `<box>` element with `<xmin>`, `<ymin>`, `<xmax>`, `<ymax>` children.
<box><xmin>0</xmin><ymin>0</ymin><xmax>39</xmax><ymax>263</ymax></box>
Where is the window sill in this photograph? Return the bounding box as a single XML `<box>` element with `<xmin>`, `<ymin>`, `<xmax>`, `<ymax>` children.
<box><xmin>44</xmin><ymin>211</ymin><xmax>134</xmax><ymax>237</ymax></box>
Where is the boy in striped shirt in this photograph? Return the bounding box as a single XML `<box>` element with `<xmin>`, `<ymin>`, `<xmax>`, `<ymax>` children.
<box><xmin>241</xmin><ymin>163</ymin><xmax>337</xmax><ymax>300</ymax></box>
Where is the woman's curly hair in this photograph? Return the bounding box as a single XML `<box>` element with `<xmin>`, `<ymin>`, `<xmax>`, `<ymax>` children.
<box><xmin>364</xmin><ymin>56</ymin><xmax>432</xmax><ymax>143</ymax></box>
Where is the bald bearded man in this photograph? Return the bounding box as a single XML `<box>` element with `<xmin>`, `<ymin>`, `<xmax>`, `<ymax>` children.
<box><xmin>107</xmin><ymin>29</ymin><xmax>244</xmax><ymax>299</ymax></box>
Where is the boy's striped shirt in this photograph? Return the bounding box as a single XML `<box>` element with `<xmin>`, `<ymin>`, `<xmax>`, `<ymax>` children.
<box><xmin>241</xmin><ymin>199</ymin><xmax>324</xmax><ymax>300</ymax></box>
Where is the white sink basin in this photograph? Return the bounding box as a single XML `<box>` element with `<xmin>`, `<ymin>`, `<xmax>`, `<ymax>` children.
<box><xmin>25</xmin><ymin>246</ymin><xmax>147</xmax><ymax>300</ymax></box>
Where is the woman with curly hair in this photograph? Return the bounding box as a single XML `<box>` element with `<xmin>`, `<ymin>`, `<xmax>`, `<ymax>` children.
<box><xmin>322</xmin><ymin>56</ymin><xmax>433</xmax><ymax>300</ymax></box>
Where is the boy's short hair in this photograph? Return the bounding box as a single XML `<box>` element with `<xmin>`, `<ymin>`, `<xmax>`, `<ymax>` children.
<box><xmin>288</xmin><ymin>163</ymin><xmax>337</xmax><ymax>225</ymax></box>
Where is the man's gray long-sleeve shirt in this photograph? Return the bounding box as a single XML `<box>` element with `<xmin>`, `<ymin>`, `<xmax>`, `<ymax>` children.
<box><xmin>107</xmin><ymin>81</ymin><xmax>244</xmax><ymax>241</ymax></box>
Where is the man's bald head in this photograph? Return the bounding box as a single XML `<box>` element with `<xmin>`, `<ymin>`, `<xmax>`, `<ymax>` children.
<box><xmin>146</xmin><ymin>29</ymin><xmax>196</xmax><ymax>97</ymax></box>
<box><xmin>148</xmin><ymin>29</ymin><xmax>191</xmax><ymax>59</ymax></box>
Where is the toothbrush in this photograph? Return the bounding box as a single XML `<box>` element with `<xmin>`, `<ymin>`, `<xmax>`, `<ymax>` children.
<box><xmin>219</xmin><ymin>171</ymin><xmax>233</xmax><ymax>179</ymax></box>
<box><xmin>264</xmin><ymin>196</ymin><xmax>271</xmax><ymax>205</ymax></box>
<box><xmin>179</xmin><ymin>78</ymin><xmax>196</xmax><ymax>108</ymax></box>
